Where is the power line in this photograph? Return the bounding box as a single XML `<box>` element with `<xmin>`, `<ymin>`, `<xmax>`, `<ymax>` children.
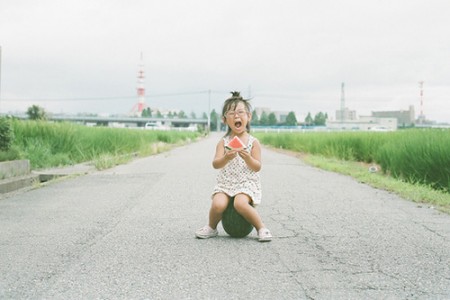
<box><xmin>2</xmin><ymin>96</ymin><xmax>135</xmax><ymax>102</ymax></box>
<box><xmin>1</xmin><ymin>90</ymin><xmax>339</xmax><ymax>103</ymax></box>
<box><xmin>1</xmin><ymin>90</ymin><xmax>213</xmax><ymax>102</ymax></box>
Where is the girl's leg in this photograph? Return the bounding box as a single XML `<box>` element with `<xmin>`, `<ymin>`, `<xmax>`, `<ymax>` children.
<box><xmin>233</xmin><ymin>193</ymin><xmax>265</xmax><ymax>231</ymax></box>
<box><xmin>209</xmin><ymin>192</ymin><xmax>230</xmax><ymax>229</ymax></box>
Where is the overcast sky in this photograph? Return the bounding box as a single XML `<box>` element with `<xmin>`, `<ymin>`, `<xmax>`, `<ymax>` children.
<box><xmin>1</xmin><ymin>0</ymin><xmax>449</xmax><ymax>122</ymax></box>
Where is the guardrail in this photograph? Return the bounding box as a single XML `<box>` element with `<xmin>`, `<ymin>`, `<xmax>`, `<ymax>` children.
<box><xmin>7</xmin><ymin>114</ymin><xmax>208</xmax><ymax>127</ymax></box>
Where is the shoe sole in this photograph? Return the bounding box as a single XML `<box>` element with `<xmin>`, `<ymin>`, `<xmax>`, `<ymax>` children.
<box><xmin>195</xmin><ymin>233</ymin><xmax>218</xmax><ymax>239</ymax></box>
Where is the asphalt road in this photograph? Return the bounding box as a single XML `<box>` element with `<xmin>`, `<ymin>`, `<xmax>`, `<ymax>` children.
<box><xmin>1</xmin><ymin>133</ymin><xmax>449</xmax><ymax>299</ymax></box>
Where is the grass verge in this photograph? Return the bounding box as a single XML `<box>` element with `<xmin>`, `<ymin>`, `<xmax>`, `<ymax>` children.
<box><xmin>8</xmin><ymin>120</ymin><xmax>202</xmax><ymax>170</ymax></box>
<box><xmin>272</xmin><ymin>147</ymin><xmax>450</xmax><ymax>215</ymax></box>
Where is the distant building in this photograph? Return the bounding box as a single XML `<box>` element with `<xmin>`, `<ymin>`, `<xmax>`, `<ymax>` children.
<box><xmin>327</xmin><ymin>117</ymin><xmax>397</xmax><ymax>131</ymax></box>
<box><xmin>371</xmin><ymin>105</ymin><xmax>415</xmax><ymax>127</ymax></box>
<box><xmin>273</xmin><ymin>111</ymin><xmax>290</xmax><ymax>123</ymax></box>
<box><xmin>335</xmin><ymin>107</ymin><xmax>357</xmax><ymax>121</ymax></box>
<box><xmin>254</xmin><ymin>107</ymin><xmax>271</xmax><ymax>118</ymax></box>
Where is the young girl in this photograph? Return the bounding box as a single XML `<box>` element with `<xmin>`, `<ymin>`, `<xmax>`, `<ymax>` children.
<box><xmin>195</xmin><ymin>91</ymin><xmax>272</xmax><ymax>242</ymax></box>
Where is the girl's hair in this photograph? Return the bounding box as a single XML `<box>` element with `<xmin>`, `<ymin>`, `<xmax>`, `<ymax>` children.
<box><xmin>222</xmin><ymin>91</ymin><xmax>252</xmax><ymax>136</ymax></box>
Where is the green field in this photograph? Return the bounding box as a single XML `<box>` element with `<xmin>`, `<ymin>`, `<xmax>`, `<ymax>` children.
<box><xmin>2</xmin><ymin>119</ymin><xmax>201</xmax><ymax>170</ymax></box>
<box><xmin>255</xmin><ymin>130</ymin><xmax>450</xmax><ymax>213</ymax></box>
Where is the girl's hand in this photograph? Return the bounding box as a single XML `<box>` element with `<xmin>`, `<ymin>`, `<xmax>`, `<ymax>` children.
<box><xmin>224</xmin><ymin>150</ymin><xmax>237</xmax><ymax>161</ymax></box>
<box><xmin>238</xmin><ymin>143</ymin><xmax>261</xmax><ymax>172</ymax></box>
<box><xmin>238</xmin><ymin>149</ymin><xmax>251</xmax><ymax>161</ymax></box>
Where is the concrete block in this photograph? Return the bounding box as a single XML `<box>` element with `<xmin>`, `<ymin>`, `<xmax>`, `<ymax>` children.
<box><xmin>0</xmin><ymin>174</ymin><xmax>39</xmax><ymax>194</ymax></box>
<box><xmin>0</xmin><ymin>160</ymin><xmax>31</xmax><ymax>180</ymax></box>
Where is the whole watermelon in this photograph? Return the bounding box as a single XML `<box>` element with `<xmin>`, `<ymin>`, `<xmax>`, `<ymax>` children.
<box><xmin>222</xmin><ymin>197</ymin><xmax>254</xmax><ymax>238</ymax></box>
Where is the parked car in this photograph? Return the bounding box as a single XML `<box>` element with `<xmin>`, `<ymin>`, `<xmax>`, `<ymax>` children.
<box><xmin>144</xmin><ymin>122</ymin><xmax>168</xmax><ymax>130</ymax></box>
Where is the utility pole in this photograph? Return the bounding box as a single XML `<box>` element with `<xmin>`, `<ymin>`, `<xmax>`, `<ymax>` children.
<box><xmin>207</xmin><ymin>89</ymin><xmax>211</xmax><ymax>131</ymax></box>
<box><xmin>340</xmin><ymin>82</ymin><xmax>345</xmax><ymax>122</ymax></box>
<box><xmin>0</xmin><ymin>46</ymin><xmax>2</xmax><ymax>114</ymax></box>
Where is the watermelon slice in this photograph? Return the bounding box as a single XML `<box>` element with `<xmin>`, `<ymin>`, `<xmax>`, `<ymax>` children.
<box><xmin>225</xmin><ymin>136</ymin><xmax>246</xmax><ymax>151</ymax></box>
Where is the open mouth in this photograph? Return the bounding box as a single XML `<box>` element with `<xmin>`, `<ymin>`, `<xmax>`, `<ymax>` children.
<box><xmin>234</xmin><ymin>121</ymin><xmax>242</xmax><ymax>128</ymax></box>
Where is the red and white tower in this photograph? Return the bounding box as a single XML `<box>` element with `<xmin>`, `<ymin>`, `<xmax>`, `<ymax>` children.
<box><xmin>130</xmin><ymin>53</ymin><xmax>147</xmax><ymax>116</ymax></box>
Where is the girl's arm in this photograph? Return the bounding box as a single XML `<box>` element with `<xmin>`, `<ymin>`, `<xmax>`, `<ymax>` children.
<box><xmin>238</xmin><ymin>139</ymin><xmax>262</xmax><ymax>172</ymax></box>
<box><xmin>212</xmin><ymin>139</ymin><xmax>237</xmax><ymax>169</ymax></box>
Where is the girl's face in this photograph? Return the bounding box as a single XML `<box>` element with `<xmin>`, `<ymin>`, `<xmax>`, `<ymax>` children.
<box><xmin>223</xmin><ymin>101</ymin><xmax>251</xmax><ymax>135</ymax></box>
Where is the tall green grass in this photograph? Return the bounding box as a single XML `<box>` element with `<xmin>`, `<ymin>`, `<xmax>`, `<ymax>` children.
<box><xmin>255</xmin><ymin>129</ymin><xmax>450</xmax><ymax>193</ymax></box>
<box><xmin>9</xmin><ymin>120</ymin><xmax>200</xmax><ymax>169</ymax></box>
<box><xmin>256</xmin><ymin>131</ymin><xmax>385</xmax><ymax>162</ymax></box>
<box><xmin>375</xmin><ymin>130</ymin><xmax>450</xmax><ymax>192</ymax></box>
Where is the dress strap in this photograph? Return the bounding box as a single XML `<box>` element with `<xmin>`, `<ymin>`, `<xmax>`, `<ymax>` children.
<box><xmin>246</xmin><ymin>135</ymin><xmax>256</xmax><ymax>151</ymax></box>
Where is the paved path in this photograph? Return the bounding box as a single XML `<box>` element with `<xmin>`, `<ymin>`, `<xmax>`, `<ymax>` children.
<box><xmin>1</xmin><ymin>133</ymin><xmax>449</xmax><ymax>299</ymax></box>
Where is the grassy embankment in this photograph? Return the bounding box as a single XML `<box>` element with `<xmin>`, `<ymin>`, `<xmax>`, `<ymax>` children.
<box><xmin>2</xmin><ymin>119</ymin><xmax>201</xmax><ymax>170</ymax></box>
<box><xmin>255</xmin><ymin>130</ymin><xmax>450</xmax><ymax>214</ymax></box>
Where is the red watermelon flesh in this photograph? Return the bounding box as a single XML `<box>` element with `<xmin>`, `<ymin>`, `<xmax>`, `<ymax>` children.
<box><xmin>225</xmin><ymin>136</ymin><xmax>246</xmax><ymax>150</ymax></box>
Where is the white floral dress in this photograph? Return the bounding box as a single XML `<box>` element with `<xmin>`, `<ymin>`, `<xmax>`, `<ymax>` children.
<box><xmin>212</xmin><ymin>135</ymin><xmax>262</xmax><ymax>205</ymax></box>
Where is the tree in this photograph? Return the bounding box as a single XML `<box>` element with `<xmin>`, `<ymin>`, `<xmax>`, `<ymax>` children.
<box><xmin>141</xmin><ymin>107</ymin><xmax>152</xmax><ymax>117</ymax></box>
<box><xmin>210</xmin><ymin>109</ymin><xmax>219</xmax><ymax>131</ymax></box>
<box><xmin>27</xmin><ymin>105</ymin><xmax>47</xmax><ymax>120</ymax></box>
<box><xmin>259</xmin><ymin>111</ymin><xmax>269</xmax><ymax>125</ymax></box>
<box><xmin>314</xmin><ymin>112</ymin><xmax>327</xmax><ymax>126</ymax></box>
<box><xmin>268</xmin><ymin>112</ymin><xmax>277</xmax><ymax>126</ymax></box>
<box><xmin>285</xmin><ymin>111</ymin><xmax>297</xmax><ymax>126</ymax></box>
<box><xmin>304</xmin><ymin>112</ymin><xmax>313</xmax><ymax>125</ymax></box>
<box><xmin>251</xmin><ymin>109</ymin><xmax>259</xmax><ymax>126</ymax></box>
<box><xmin>155</xmin><ymin>110</ymin><xmax>163</xmax><ymax>118</ymax></box>
<box><xmin>178</xmin><ymin>110</ymin><xmax>187</xmax><ymax>119</ymax></box>
<box><xmin>190</xmin><ymin>112</ymin><xmax>197</xmax><ymax>119</ymax></box>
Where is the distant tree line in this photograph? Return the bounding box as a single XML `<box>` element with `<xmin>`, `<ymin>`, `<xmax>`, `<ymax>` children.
<box><xmin>23</xmin><ymin>105</ymin><xmax>328</xmax><ymax>131</ymax></box>
<box><xmin>304</xmin><ymin>112</ymin><xmax>328</xmax><ymax>126</ymax></box>
<box><xmin>142</xmin><ymin>107</ymin><xmax>192</xmax><ymax>119</ymax></box>
<box><xmin>143</xmin><ymin>107</ymin><xmax>327</xmax><ymax>127</ymax></box>
<box><xmin>250</xmin><ymin>110</ymin><xmax>328</xmax><ymax>127</ymax></box>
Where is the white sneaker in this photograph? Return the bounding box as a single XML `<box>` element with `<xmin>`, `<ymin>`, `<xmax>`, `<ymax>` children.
<box><xmin>258</xmin><ymin>228</ymin><xmax>272</xmax><ymax>242</ymax></box>
<box><xmin>195</xmin><ymin>225</ymin><xmax>218</xmax><ymax>239</ymax></box>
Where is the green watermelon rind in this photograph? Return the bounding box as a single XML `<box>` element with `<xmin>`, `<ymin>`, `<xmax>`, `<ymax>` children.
<box><xmin>222</xmin><ymin>197</ymin><xmax>254</xmax><ymax>238</ymax></box>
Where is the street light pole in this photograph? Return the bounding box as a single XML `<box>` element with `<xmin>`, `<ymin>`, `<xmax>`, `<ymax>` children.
<box><xmin>207</xmin><ymin>89</ymin><xmax>211</xmax><ymax>131</ymax></box>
